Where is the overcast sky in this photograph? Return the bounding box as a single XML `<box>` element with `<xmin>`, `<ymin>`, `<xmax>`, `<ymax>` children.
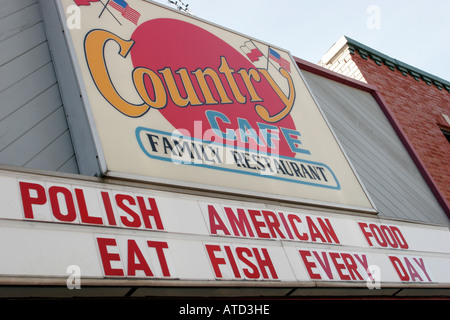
<box><xmin>151</xmin><ymin>0</ymin><xmax>450</xmax><ymax>81</ymax></box>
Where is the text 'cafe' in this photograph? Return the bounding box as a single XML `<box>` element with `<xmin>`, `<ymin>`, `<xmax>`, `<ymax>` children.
<box><xmin>0</xmin><ymin>0</ymin><xmax>449</xmax><ymax>299</ymax></box>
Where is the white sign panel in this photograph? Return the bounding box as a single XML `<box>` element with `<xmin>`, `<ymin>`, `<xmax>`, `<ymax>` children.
<box><xmin>0</xmin><ymin>169</ymin><xmax>449</xmax><ymax>286</ymax></box>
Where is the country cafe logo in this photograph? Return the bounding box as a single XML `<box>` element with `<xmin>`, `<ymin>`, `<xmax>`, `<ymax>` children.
<box><xmin>73</xmin><ymin>0</ymin><xmax>340</xmax><ymax>190</ymax></box>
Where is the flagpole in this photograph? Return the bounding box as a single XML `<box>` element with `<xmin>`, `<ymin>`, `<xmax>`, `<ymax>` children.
<box><xmin>98</xmin><ymin>0</ymin><xmax>110</xmax><ymax>17</ymax></box>
<box><xmin>266</xmin><ymin>46</ymin><xmax>285</xmax><ymax>74</ymax></box>
<box><xmin>98</xmin><ymin>0</ymin><xmax>122</xmax><ymax>25</ymax></box>
<box><xmin>243</xmin><ymin>40</ymin><xmax>285</xmax><ymax>75</ymax></box>
<box><xmin>247</xmin><ymin>40</ymin><xmax>274</xmax><ymax>71</ymax></box>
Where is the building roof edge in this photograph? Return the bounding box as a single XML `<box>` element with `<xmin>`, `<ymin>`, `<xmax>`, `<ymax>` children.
<box><xmin>321</xmin><ymin>36</ymin><xmax>450</xmax><ymax>93</ymax></box>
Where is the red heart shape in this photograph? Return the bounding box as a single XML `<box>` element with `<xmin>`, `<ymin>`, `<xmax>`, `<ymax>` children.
<box><xmin>130</xmin><ymin>18</ymin><xmax>296</xmax><ymax>157</ymax></box>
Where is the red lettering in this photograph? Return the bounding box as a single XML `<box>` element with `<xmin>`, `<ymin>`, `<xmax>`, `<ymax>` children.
<box><xmin>224</xmin><ymin>207</ymin><xmax>254</xmax><ymax>237</ymax></box>
<box><xmin>205</xmin><ymin>244</ymin><xmax>226</xmax><ymax>278</ymax></box>
<box><xmin>380</xmin><ymin>225</ymin><xmax>398</xmax><ymax>248</ymax></box>
<box><xmin>329</xmin><ymin>252</ymin><xmax>350</xmax><ymax>280</ymax></box>
<box><xmin>206</xmin><ymin>207</ymin><xmax>339</xmax><ymax>244</ymax></box>
<box><xmin>413</xmin><ymin>258</ymin><xmax>432</xmax><ymax>282</ymax></box>
<box><xmin>147</xmin><ymin>240</ymin><xmax>171</xmax><ymax>277</ymax></box>
<box><xmin>262</xmin><ymin>210</ymin><xmax>285</xmax><ymax>239</ymax></box>
<box><xmin>236</xmin><ymin>247</ymin><xmax>260</xmax><ymax>279</ymax></box>
<box><xmin>252</xmin><ymin>247</ymin><xmax>278</xmax><ymax>279</ymax></box>
<box><xmin>289</xmin><ymin>215</ymin><xmax>308</xmax><ymax>241</ymax></box>
<box><xmin>101</xmin><ymin>191</ymin><xmax>117</xmax><ymax>226</ymax></box>
<box><xmin>19</xmin><ymin>181</ymin><xmax>167</xmax><ymax>232</ymax></box>
<box><xmin>206</xmin><ymin>244</ymin><xmax>277</xmax><ymax>280</ymax></box>
<box><xmin>299</xmin><ymin>250</ymin><xmax>321</xmax><ymax>279</ymax></box>
<box><xmin>302</xmin><ymin>250</ymin><xmax>371</xmax><ymax>281</ymax></box>
<box><xmin>354</xmin><ymin>253</ymin><xmax>369</xmax><ymax>271</ymax></box>
<box><xmin>307</xmin><ymin>216</ymin><xmax>326</xmax><ymax>243</ymax></box>
<box><xmin>97</xmin><ymin>237</ymin><xmax>124</xmax><ymax>276</ymax></box>
<box><xmin>341</xmin><ymin>253</ymin><xmax>363</xmax><ymax>280</ymax></box>
<box><xmin>318</xmin><ymin>218</ymin><xmax>340</xmax><ymax>244</ymax></box>
<box><xmin>75</xmin><ymin>188</ymin><xmax>103</xmax><ymax>225</ymax></box>
<box><xmin>208</xmin><ymin>205</ymin><xmax>230</xmax><ymax>235</ymax></box>
<box><xmin>391</xmin><ymin>226</ymin><xmax>409</xmax><ymax>249</ymax></box>
<box><xmin>19</xmin><ymin>182</ymin><xmax>47</xmax><ymax>219</ymax></box>
<box><xmin>278</xmin><ymin>212</ymin><xmax>294</xmax><ymax>239</ymax></box>
<box><xmin>359</xmin><ymin>222</ymin><xmax>409</xmax><ymax>250</ymax></box>
<box><xmin>137</xmin><ymin>196</ymin><xmax>164</xmax><ymax>230</ymax></box>
<box><xmin>389</xmin><ymin>256</ymin><xmax>432</xmax><ymax>282</ymax></box>
<box><xmin>248</xmin><ymin>209</ymin><xmax>270</xmax><ymax>239</ymax></box>
<box><xmin>389</xmin><ymin>256</ymin><xmax>410</xmax><ymax>281</ymax></box>
<box><xmin>312</xmin><ymin>251</ymin><xmax>333</xmax><ymax>279</ymax></box>
<box><xmin>358</xmin><ymin>222</ymin><xmax>374</xmax><ymax>246</ymax></box>
<box><xmin>405</xmin><ymin>258</ymin><xmax>422</xmax><ymax>281</ymax></box>
<box><xmin>97</xmin><ymin>237</ymin><xmax>171</xmax><ymax>278</ymax></box>
<box><xmin>127</xmin><ymin>239</ymin><xmax>153</xmax><ymax>276</ymax></box>
<box><xmin>224</xmin><ymin>245</ymin><xmax>241</xmax><ymax>278</ymax></box>
<box><xmin>48</xmin><ymin>186</ymin><xmax>77</xmax><ymax>222</ymax></box>
<box><xmin>116</xmin><ymin>194</ymin><xmax>141</xmax><ymax>228</ymax></box>
<box><xmin>370</xmin><ymin>224</ymin><xmax>387</xmax><ymax>247</ymax></box>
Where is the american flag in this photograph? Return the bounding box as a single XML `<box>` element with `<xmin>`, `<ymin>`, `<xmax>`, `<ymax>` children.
<box><xmin>109</xmin><ymin>0</ymin><xmax>140</xmax><ymax>25</ymax></box>
<box><xmin>269</xmin><ymin>48</ymin><xmax>291</xmax><ymax>72</ymax></box>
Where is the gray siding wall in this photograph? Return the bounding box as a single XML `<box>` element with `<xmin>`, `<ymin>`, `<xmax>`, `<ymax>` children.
<box><xmin>302</xmin><ymin>71</ymin><xmax>448</xmax><ymax>226</ymax></box>
<box><xmin>0</xmin><ymin>0</ymin><xmax>79</xmax><ymax>173</ymax></box>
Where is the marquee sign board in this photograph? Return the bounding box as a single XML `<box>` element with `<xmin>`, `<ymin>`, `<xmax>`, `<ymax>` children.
<box><xmin>0</xmin><ymin>169</ymin><xmax>449</xmax><ymax>286</ymax></box>
<box><xmin>54</xmin><ymin>0</ymin><xmax>374</xmax><ymax>211</ymax></box>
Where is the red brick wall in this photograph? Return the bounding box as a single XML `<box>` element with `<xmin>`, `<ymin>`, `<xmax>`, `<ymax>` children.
<box><xmin>351</xmin><ymin>53</ymin><xmax>450</xmax><ymax>205</ymax></box>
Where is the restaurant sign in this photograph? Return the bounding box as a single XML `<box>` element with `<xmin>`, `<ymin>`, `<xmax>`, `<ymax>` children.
<box><xmin>0</xmin><ymin>170</ymin><xmax>449</xmax><ymax>285</ymax></box>
<box><xmin>56</xmin><ymin>0</ymin><xmax>374</xmax><ymax>210</ymax></box>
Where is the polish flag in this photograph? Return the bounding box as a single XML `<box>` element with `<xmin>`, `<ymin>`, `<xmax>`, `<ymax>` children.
<box><xmin>73</xmin><ymin>0</ymin><xmax>100</xmax><ymax>6</ymax></box>
<box><xmin>240</xmin><ymin>41</ymin><xmax>264</xmax><ymax>62</ymax></box>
